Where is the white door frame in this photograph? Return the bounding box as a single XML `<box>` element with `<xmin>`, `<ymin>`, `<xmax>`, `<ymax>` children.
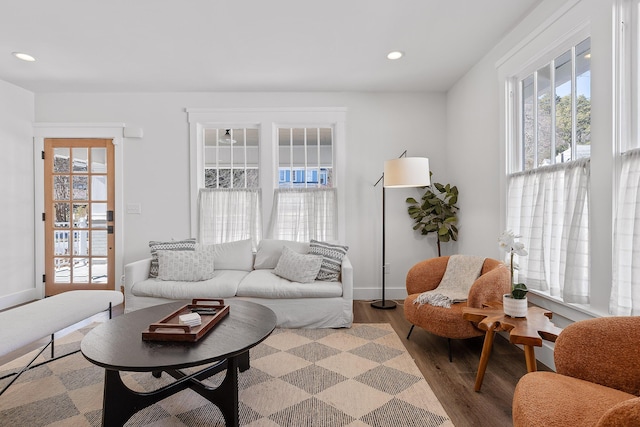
<box><xmin>34</xmin><ymin>123</ymin><xmax>125</xmax><ymax>298</ymax></box>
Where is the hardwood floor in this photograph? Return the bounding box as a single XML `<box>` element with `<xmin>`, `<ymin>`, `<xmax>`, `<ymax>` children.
<box><xmin>354</xmin><ymin>299</ymin><xmax>551</xmax><ymax>427</ymax></box>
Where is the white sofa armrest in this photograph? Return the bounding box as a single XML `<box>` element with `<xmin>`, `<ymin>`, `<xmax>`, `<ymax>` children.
<box><xmin>341</xmin><ymin>255</ymin><xmax>353</xmax><ymax>300</ymax></box>
<box><xmin>124</xmin><ymin>257</ymin><xmax>152</xmax><ymax>294</ymax></box>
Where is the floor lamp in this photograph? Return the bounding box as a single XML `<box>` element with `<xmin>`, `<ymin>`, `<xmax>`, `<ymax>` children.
<box><xmin>372</xmin><ymin>153</ymin><xmax>430</xmax><ymax>309</ymax></box>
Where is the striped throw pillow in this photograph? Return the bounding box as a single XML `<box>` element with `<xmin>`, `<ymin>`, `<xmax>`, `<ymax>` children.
<box><xmin>309</xmin><ymin>240</ymin><xmax>349</xmax><ymax>282</ymax></box>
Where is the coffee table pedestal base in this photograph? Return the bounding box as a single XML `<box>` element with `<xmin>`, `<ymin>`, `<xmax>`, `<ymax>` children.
<box><xmin>102</xmin><ymin>353</ymin><xmax>248</xmax><ymax>427</ymax></box>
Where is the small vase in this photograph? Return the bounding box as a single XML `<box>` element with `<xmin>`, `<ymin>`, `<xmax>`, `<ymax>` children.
<box><xmin>503</xmin><ymin>294</ymin><xmax>528</xmax><ymax>317</ymax></box>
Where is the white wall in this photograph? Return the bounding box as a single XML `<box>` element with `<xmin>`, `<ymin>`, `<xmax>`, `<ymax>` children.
<box><xmin>0</xmin><ymin>79</ymin><xmax>36</xmax><ymax>309</ymax></box>
<box><xmin>34</xmin><ymin>91</ymin><xmax>447</xmax><ymax>299</ymax></box>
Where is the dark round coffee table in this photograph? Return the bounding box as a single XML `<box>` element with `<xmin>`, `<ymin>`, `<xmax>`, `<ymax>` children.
<box><xmin>81</xmin><ymin>299</ymin><xmax>276</xmax><ymax>427</ymax></box>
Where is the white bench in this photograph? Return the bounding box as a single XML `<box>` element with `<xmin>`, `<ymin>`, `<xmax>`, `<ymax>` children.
<box><xmin>0</xmin><ymin>290</ymin><xmax>124</xmax><ymax>395</ymax></box>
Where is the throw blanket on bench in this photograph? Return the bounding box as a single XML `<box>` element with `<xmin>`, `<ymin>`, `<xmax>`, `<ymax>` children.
<box><xmin>414</xmin><ymin>255</ymin><xmax>485</xmax><ymax>308</ymax></box>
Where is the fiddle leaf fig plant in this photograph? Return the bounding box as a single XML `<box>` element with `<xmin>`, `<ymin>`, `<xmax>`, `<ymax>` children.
<box><xmin>406</xmin><ymin>174</ymin><xmax>459</xmax><ymax>257</ymax></box>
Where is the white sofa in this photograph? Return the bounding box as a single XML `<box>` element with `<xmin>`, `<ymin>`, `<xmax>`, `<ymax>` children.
<box><xmin>124</xmin><ymin>239</ymin><xmax>353</xmax><ymax>328</ymax></box>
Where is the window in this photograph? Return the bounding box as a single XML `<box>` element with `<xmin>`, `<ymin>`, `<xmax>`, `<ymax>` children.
<box><xmin>187</xmin><ymin>108</ymin><xmax>347</xmax><ymax>244</ymax></box>
<box><xmin>277</xmin><ymin>127</ymin><xmax>333</xmax><ymax>188</ymax></box>
<box><xmin>611</xmin><ymin>1</ymin><xmax>640</xmax><ymax>315</ymax></box>
<box><xmin>269</xmin><ymin>127</ymin><xmax>337</xmax><ymax>241</ymax></box>
<box><xmin>506</xmin><ymin>36</ymin><xmax>591</xmax><ymax>304</ymax></box>
<box><xmin>204</xmin><ymin>128</ymin><xmax>259</xmax><ymax>189</ymax></box>
<box><xmin>519</xmin><ymin>38</ymin><xmax>591</xmax><ymax>171</ymax></box>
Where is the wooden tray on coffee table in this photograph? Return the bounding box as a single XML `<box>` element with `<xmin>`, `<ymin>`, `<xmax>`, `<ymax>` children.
<box><xmin>142</xmin><ymin>298</ymin><xmax>229</xmax><ymax>342</ymax></box>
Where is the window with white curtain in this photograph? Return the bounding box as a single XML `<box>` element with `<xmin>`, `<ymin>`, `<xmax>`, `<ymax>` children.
<box><xmin>506</xmin><ymin>159</ymin><xmax>590</xmax><ymax>302</ymax></box>
<box><xmin>198</xmin><ymin>189</ymin><xmax>262</xmax><ymax>251</ymax></box>
<box><xmin>269</xmin><ymin>127</ymin><xmax>337</xmax><ymax>241</ymax></box>
<box><xmin>268</xmin><ymin>188</ymin><xmax>338</xmax><ymax>242</ymax></box>
<box><xmin>611</xmin><ymin>0</ymin><xmax>640</xmax><ymax>314</ymax></box>
<box><xmin>506</xmin><ymin>35</ymin><xmax>591</xmax><ymax>303</ymax></box>
<box><xmin>187</xmin><ymin>108</ymin><xmax>347</xmax><ymax>245</ymax></box>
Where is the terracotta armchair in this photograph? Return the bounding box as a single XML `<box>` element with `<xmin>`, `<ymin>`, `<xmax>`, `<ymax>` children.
<box><xmin>513</xmin><ymin>316</ymin><xmax>640</xmax><ymax>427</ymax></box>
<box><xmin>404</xmin><ymin>256</ymin><xmax>510</xmax><ymax>360</ymax></box>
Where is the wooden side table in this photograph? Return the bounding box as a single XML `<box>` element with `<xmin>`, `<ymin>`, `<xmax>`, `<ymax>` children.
<box><xmin>462</xmin><ymin>301</ymin><xmax>562</xmax><ymax>392</ymax></box>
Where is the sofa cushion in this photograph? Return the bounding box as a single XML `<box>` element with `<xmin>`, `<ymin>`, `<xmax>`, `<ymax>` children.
<box><xmin>131</xmin><ymin>270</ymin><xmax>248</xmax><ymax>300</ymax></box>
<box><xmin>211</xmin><ymin>239</ymin><xmax>254</xmax><ymax>271</ymax></box>
<box><xmin>274</xmin><ymin>246</ymin><xmax>323</xmax><ymax>283</ymax></box>
<box><xmin>157</xmin><ymin>244</ymin><xmax>215</xmax><ymax>281</ymax></box>
<box><xmin>309</xmin><ymin>239</ymin><xmax>349</xmax><ymax>281</ymax></box>
<box><xmin>148</xmin><ymin>238</ymin><xmax>196</xmax><ymax>278</ymax></box>
<box><xmin>237</xmin><ymin>269</ymin><xmax>343</xmax><ymax>298</ymax></box>
<box><xmin>254</xmin><ymin>239</ymin><xmax>310</xmax><ymax>269</ymax></box>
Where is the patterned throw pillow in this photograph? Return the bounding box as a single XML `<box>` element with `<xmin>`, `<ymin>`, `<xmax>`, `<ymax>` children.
<box><xmin>148</xmin><ymin>238</ymin><xmax>196</xmax><ymax>278</ymax></box>
<box><xmin>309</xmin><ymin>240</ymin><xmax>349</xmax><ymax>282</ymax></box>
<box><xmin>157</xmin><ymin>244</ymin><xmax>215</xmax><ymax>281</ymax></box>
<box><xmin>274</xmin><ymin>246</ymin><xmax>323</xmax><ymax>283</ymax></box>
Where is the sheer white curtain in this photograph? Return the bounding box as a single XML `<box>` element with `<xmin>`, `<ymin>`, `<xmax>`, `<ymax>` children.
<box><xmin>611</xmin><ymin>149</ymin><xmax>640</xmax><ymax>315</ymax></box>
<box><xmin>198</xmin><ymin>189</ymin><xmax>262</xmax><ymax>250</ymax></box>
<box><xmin>268</xmin><ymin>188</ymin><xmax>338</xmax><ymax>242</ymax></box>
<box><xmin>506</xmin><ymin>158</ymin><xmax>590</xmax><ymax>303</ymax></box>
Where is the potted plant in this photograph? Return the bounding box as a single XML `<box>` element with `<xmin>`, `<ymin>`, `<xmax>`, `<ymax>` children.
<box><xmin>499</xmin><ymin>230</ymin><xmax>529</xmax><ymax>317</ymax></box>
<box><xmin>406</xmin><ymin>174</ymin><xmax>459</xmax><ymax>257</ymax></box>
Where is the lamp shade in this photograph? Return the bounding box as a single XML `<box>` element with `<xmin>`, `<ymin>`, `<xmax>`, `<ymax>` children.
<box><xmin>383</xmin><ymin>157</ymin><xmax>430</xmax><ymax>187</ymax></box>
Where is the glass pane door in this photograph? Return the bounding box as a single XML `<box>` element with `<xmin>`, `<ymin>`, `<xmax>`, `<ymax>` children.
<box><xmin>44</xmin><ymin>139</ymin><xmax>115</xmax><ymax>295</ymax></box>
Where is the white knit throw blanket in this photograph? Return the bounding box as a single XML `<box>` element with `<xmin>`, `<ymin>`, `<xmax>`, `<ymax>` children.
<box><xmin>414</xmin><ymin>255</ymin><xmax>486</xmax><ymax>308</ymax></box>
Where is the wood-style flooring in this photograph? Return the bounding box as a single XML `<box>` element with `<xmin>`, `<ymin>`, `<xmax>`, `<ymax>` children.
<box><xmin>354</xmin><ymin>299</ymin><xmax>551</xmax><ymax>427</ymax></box>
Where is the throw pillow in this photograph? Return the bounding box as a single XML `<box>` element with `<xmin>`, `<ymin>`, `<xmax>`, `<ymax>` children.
<box><xmin>157</xmin><ymin>244</ymin><xmax>215</xmax><ymax>281</ymax></box>
<box><xmin>212</xmin><ymin>239</ymin><xmax>254</xmax><ymax>271</ymax></box>
<box><xmin>273</xmin><ymin>246</ymin><xmax>323</xmax><ymax>283</ymax></box>
<box><xmin>254</xmin><ymin>239</ymin><xmax>310</xmax><ymax>269</ymax></box>
<box><xmin>148</xmin><ymin>238</ymin><xmax>196</xmax><ymax>278</ymax></box>
<box><xmin>309</xmin><ymin>239</ymin><xmax>349</xmax><ymax>281</ymax></box>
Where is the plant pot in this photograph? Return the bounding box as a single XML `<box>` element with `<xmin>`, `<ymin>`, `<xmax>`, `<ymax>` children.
<box><xmin>503</xmin><ymin>294</ymin><xmax>528</xmax><ymax>317</ymax></box>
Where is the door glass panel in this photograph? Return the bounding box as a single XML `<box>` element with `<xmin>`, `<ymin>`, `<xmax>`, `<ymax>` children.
<box><xmin>72</xmin><ymin>176</ymin><xmax>88</xmax><ymax>200</ymax></box>
<box><xmin>73</xmin><ymin>258</ymin><xmax>89</xmax><ymax>283</ymax></box>
<box><xmin>54</xmin><ymin>203</ymin><xmax>70</xmax><ymax>228</ymax></box>
<box><xmin>73</xmin><ymin>203</ymin><xmax>89</xmax><ymax>228</ymax></box>
<box><xmin>54</xmin><ymin>231</ymin><xmax>69</xmax><ymax>255</ymax></box>
<box><xmin>92</xmin><ymin>230</ymin><xmax>108</xmax><ymax>256</ymax></box>
<box><xmin>91</xmin><ymin>148</ymin><xmax>107</xmax><ymax>173</ymax></box>
<box><xmin>92</xmin><ymin>258</ymin><xmax>108</xmax><ymax>283</ymax></box>
<box><xmin>54</xmin><ymin>258</ymin><xmax>70</xmax><ymax>283</ymax></box>
<box><xmin>74</xmin><ymin>230</ymin><xmax>89</xmax><ymax>255</ymax></box>
<box><xmin>54</xmin><ymin>148</ymin><xmax>70</xmax><ymax>173</ymax></box>
<box><xmin>92</xmin><ymin>203</ymin><xmax>107</xmax><ymax>228</ymax></box>
<box><xmin>72</xmin><ymin>148</ymin><xmax>88</xmax><ymax>172</ymax></box>
<box><xmin>91</xmin><ymin>176</ymin><xmax>107</xmax><ymax>201</ymax></box>
<box><xmin>54</xmin><ymin>176</ymin><xmax>70</xmax><ymax>200</ymax></box>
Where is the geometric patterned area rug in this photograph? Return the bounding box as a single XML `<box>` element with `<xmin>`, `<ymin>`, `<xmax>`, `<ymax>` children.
<box><xmin>0</xmin><ymin>323</ymin><xmax>454</xmax><ymax>426</ymax></box>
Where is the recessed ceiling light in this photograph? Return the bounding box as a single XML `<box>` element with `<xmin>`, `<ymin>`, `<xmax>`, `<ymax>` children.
<box><xmin>12</xmin><ymin>52</ymin><xmax>36</xmax><ymax>62</ymax></box>
<box><xmin>387</xmin><ymin>51</ymin><xmax>404</xmax><ymax>60</ymax></box>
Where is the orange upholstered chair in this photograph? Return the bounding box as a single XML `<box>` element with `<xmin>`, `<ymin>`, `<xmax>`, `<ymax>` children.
<box><xmin>404</xmin><ymin>256</ymin><xmax>510</xmax><ymax>361</ymax></box>
<box><xmin>512</xmin><ymin>316</ymin><xmax>640</xmax><ymax>427</ymax></box>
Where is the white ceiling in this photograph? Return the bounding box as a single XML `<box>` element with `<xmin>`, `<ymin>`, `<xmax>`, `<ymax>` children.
<box><xmin>0</xmin><ymin>0</ymin><xmax>541</xmax><ymax>93</ymax></box>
